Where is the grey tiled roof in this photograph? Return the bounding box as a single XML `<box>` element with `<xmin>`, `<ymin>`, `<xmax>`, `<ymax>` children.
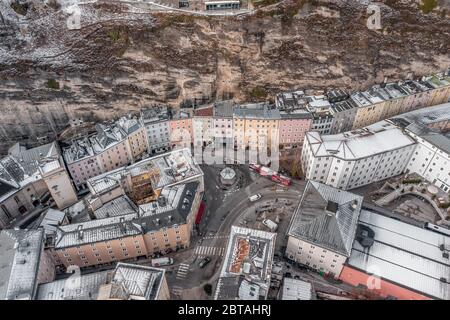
<box><xmin>288</xmin><ymin>181</ymin><xmax>363</xmax><ymax>256</ymax></box>
<box><xmin>112</xmin><ymin>263</ymin><xmax>165</xmax><ymax>300</ymax></box>
<box><xmin>214</xmin><ymin>100</ymin><xmax>235</xmax><ymax>118</ymax></box>
<box><xmin>36</xmin><ymin>262</ymin><xmax>165</xmax><ymax>300</ymax></box>
<box><xmin>389</xmin><ymin>103</ymin><xmax>450</xmax><ymax>154</ymax></box>
<box><xmin>0</xmin><ymin>142</ymin><xmax>58</xmax><ymax>185</ymax></box>
<box><xmin>0</xmin><ymin>229</ymin><xmax>44</xmax><ymax>300</ymax></box>
<box><xmin>233</xmin><ymin>103</ymin><xmax>280</xmax><ymax>119</ymax></box>
<box><xmin>36</xmin><ymin>270</ymin><xmax>110</xmax><ymax>300</ymax></box>
<box><xmin>53</xmin><ymin>181</ymin><xmax>199</xmax><ymax>248</ymax></box>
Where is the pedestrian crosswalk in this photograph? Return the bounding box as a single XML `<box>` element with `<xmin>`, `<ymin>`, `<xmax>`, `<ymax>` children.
<box><xmin>195</xmin><ymin>245</ymin><xmax>226</xmax><ymax>257</ymax></box>
<box><xmin>176</xmin><ymin>263</ymin><xmax>190</xmax><ymax>280</ymax></box>
<box><xmin>202</xmin><ymin>235</ymin><xmax>229</xmax><ymax>240</ymax></box>
<box><xmin>171</xmin><ymin>285</ymin><xmax>183</xmax><ymax>297</ymax></box>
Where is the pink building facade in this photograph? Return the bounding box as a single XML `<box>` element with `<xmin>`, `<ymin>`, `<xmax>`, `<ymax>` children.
<box><xmin>169</xmin><ymin>116</ymin><xmax>193</xmax><ymax>147</ymax></box>
<box><xmin>278</xmin><ymin>116</ymin><xmax>313</xmax><ymax>147</ymax></box>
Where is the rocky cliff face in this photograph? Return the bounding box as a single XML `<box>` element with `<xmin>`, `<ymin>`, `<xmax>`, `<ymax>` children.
<box><xmin>0</xmin><ymin>0</ymin><xmax>449</xmax><ymax>154</ymax></box>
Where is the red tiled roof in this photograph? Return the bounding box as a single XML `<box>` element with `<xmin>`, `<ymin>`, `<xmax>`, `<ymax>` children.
<box><xmin>194</xmin><ymin>107</ymin><xmax>213</xmax><ymax>117</ymax></box>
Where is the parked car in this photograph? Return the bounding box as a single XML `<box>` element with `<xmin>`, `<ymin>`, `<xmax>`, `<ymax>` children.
<box><xmin>249</xmin><ymin>194</ymin><xmax>262</xmax><ymax>202</ymax></box>
<box><xmin>198</xmin><ymin>257</ymin><xmax>211</xmax><ymax>268</ymax></box>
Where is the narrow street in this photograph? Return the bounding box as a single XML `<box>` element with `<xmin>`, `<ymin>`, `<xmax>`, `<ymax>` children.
<box><xmin>160</xmin><ymin>164</ymin><xmax>307</xmax><ymax>299</ymax></box>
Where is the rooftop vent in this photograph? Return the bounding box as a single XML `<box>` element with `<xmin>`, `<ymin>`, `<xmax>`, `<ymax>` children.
<box><xmin>351</xmin><ymin>199</ymin><xmax>359</xmax><ymax>209</ymax></box>
<box><xmin>325</xmin><ymin>201</ymin><xmax>338</xmax><ymax>215</ymax></box>
<box><xmin>19</xmin><ymin>241</ymin><xmax>30</xmax><ymax>248</ymax></box>
<box><xmin>355</xmin><ymin>224</ymin><xmax>375</xmax><ymax>248</ymax></box>
<box><xmin>78</xmin><ymin>230</ymin><xmax>84</xmax><ymax>240</ymax></box>
<box><xmin>155</xmin><ymin>218</ymin><xmax>160</xmax><ymax>225</ymax></box>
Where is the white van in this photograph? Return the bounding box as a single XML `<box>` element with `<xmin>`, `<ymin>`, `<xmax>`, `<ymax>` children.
<box><xmin>262</xmin><ymin>219</ymin><xmax>278</xmax><ymax>232</ymax></box>
<box><xmin>151</xmin><ymin>257</ymin><xmax>174</xmax><ymax>267</ymax></box>
<box><xmin>249</xmin><ymin>194</ymin><xmax>262</xmax><ymax>202</ymax></box>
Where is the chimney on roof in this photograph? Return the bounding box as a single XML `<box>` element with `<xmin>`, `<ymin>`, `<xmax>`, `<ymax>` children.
<box><xmin>351</xmin><ymin>199</ymin><xmax>358</xmax><ymax>209</ymax></box>
<box><xmin>78</xmin><ymin>230</ymin><xmax>84</xmax><ymax>240</ymax></box>
<box><xmin>155</xmin><ymin>218</ymin><xmax>160</xmax><ymax>225</ymax></box>
<box><xmin>325</xmin><ymin>201</ymin><xmax>338</xmax><ymax>216</ymax></box>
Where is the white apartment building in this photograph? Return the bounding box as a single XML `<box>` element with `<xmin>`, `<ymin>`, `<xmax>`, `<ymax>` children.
<box><xmin>285</xmin><ymin>181</ymin><xmax>363</xmax><ymax>277</ymax></box>
<box><xmin>140</xmin><ymin>106</ymin><xmax>171</xmax><ymax>155</ymax></box>
<box><xmin>193</xmin><ymin>116</ymin><xmax>213</xmax><ymax>147</ymax></box>
<box><xmin>301</xmin><ymin>121</ymin><xmax>417</xmax><ymax>190</ymax></box>
<box><xmin>390</xmin><ymin>103</ymin><xmax>450</xmax><ymax>192</ymax></box>
<box><xmin>405</xmin><ymin>130</ymin><xmax>450</xmax><ymax>192</ymax></box>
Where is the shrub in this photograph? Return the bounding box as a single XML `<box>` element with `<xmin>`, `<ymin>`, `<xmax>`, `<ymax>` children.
<box><xmin>250</xmin><ymin>86</ymin><xmax>267</xmax><ymax>99</ymax></box>
<box><xmin>47</xmin><ymin>79</ymin><xmax>60</xmax><ymax>90</ymax></box>
<box><xmin>439</xmin><ymin>202</ymin><xmax>450</xmax><ymax>209</ymax></box>
<box><xmin>107</xmin><ymin>30</ymin><xmax>122</xmax><ymax>42</ymax></box>
<box><xmin>11</xmin><ymin>1</ymin><xmax>28</xmax><ymax>16</ymax></box>
<box><xmin>203</xmin><ymin>283</ymin><xmax>213</xmax><ymax>296</ymax></box>
<box><xmin>419</xmin><ymin>0</ymin><xmax>438</xmax><ymax>14</ymax></box>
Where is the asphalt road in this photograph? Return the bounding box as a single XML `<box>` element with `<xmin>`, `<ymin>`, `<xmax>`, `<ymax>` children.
<box><xmin>159</xmin><ymin>165</ymin><xmax>308</xmax><ymax>299</ymax></box>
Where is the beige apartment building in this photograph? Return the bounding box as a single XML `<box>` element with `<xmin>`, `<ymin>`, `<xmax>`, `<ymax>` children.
<box><xmin>192</xmin><ymin>106</ymin><xmax>214</xmax><ymax>147</ymax></box>
<box><xmin>351</xmin><ymin>74</ymin><xmax>450</xmax><ymax>130</ymax></box>
<box><xmin>286</xmin><ymin>181</ymin><xmax>363</xmax><ymax>277</ymax></box>
<box><xmin>233</xmin><ymin>103</ymin><xmax>280</xmax><ymax>152</ymax></box>
<box><xmin>424</xmin><ymin>73</ymin><xmax>450</xmax><ymax>106</ymax></box>
<box><xmin>49</xmin><ymin>149</ymin><xmax>204</xmax><ymax>270</ymax></box>
<box><xmin>37</xmin><ymin>262</ymin><xmax>170</xmax><ymax>300</ymax></box>
<box><xmin>39</xmin><ymin>157</ymin><xmax>78</xmax><ymax>210</ymax></box>
<box><xmin>351</xmin><ymin>91</ymin><xmax>387</xmax><ymax>129</ymax></box>
<box><xmin>63</xmin><ymin>116</ymin><xmax>148</xmax><ymax>189</ymax></box>
<box><xmin>118</xmin><ymin>117</ymin><xmax>149</xmax><ymax>161</ymax></box>
<box><xmin>0</xmin><ymin>142</ymin><xmax>77</xmax><ymax>229</ymax></box>
<box><xmin>52</xmin><ymin>221</ymin><xmax>147</xmax><ymax>268</ymax></box>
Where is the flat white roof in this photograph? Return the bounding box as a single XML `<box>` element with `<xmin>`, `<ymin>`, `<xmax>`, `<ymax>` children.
<box><xmin>307</xmin><ymin>120</ymin><xmax>416</xmax><ymax>160</ymax></box>
<box><xmin>281</xmin><ymin>278</ymin><xmax>313</xmax><ymax>300</ymax></box>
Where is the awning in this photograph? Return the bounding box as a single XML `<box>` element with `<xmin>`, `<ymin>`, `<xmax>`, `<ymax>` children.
<box><xmin>195</xmin><ymin>201</ymin><xmax>206</xmax><ymax>225</ymax></box>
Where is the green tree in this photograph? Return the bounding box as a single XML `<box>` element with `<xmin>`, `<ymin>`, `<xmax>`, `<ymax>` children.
<box><xmin>47</xmin><ymin>79</ymin><xmax>60</xmax><ymax>90</ymax></box>
<box><xmin>203</xmin><ymin>283</ymin><xmax>213</xmax><ymax>296</ymax></box>
<box><xmin>420</xmin><ymin>0</ymin><xmax>438</xmax><ymax>14</ymax></box>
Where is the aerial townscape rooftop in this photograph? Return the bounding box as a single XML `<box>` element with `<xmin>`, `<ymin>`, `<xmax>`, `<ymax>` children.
<box><xmin>1</xmin><ymin>2</ymin><xmax>450</xmax><ymax>312</ymax></box>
